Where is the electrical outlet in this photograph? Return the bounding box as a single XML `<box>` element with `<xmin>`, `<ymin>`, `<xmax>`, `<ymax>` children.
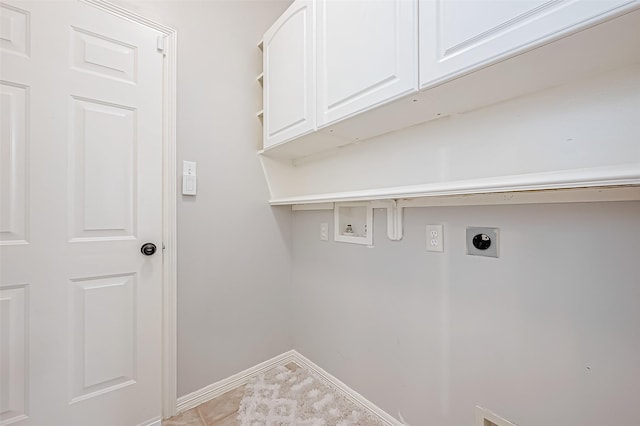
<box><xmin>320</xmin><ymin>223</ymin><xmax>329</xmax><ymax>241</ymax></box>
<box><xmin>466</xmin><ymin>227</ymin><xmax>499</xmax><ymax>258</ymax></box>
<box><xmin>426</xmin><ymin>224</ymin><xmax>443</xmax><ymax>252</ymax></box>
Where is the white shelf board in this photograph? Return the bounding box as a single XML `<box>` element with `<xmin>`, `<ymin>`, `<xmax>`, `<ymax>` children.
<box><xmin>290</xmin><ymin>187</ymin><xmax>640</xmax><ymax>210</ymax></box>
<box><xmin>259</xmin><ymin>8</ymin><xmax>640</xmax><ymax>163</ymax></box>
<box><xmin>270</xmin><ymin>164</ymin><xmax>640</xmax><ymax>205</ymax></box>
<box><xmin>261</xmin><ymin>129</ymin><xmax>352</xmax><ymax>160</ymax></box>
<box><xmin>292</xmin><ymin>203</ymin><xmax>335</xmax><ymax>211</ymax></box>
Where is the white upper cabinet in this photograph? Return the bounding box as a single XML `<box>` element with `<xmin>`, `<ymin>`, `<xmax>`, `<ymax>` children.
<box><xmin>316</xmin><ymin>0</ymin><xmax>418</xmax><ymax>127</ymax></box>
<box><xmin>263</xmin><ymin>0</ymin><xmax>316</xmax><ymax>149</ymax></box>
<box><xmin>419</xmin><ymin>0</ymin><xmax>639</xmax><ymax>89</ymax></box>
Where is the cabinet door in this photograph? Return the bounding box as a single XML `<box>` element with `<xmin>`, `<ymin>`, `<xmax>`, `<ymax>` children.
<box><xmin>419</xmin><ymin>0</ymin><xmax>639</xmax><ymax>89</ymax></box>
<box><xmin>317</xmin><ymin>0</ymin><xmax>418</xmax><ymax>127</ymax></box>
<box><xmin>263</xmin><ymin>0</ymin><xmax>315</xmax><ymax>148</ymax></box>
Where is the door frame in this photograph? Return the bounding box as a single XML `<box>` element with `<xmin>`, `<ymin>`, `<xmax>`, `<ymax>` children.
<box><xmin>82</xmin><ymin>0</ymin><xmax>178</xmax><ymax>419</ymax></box>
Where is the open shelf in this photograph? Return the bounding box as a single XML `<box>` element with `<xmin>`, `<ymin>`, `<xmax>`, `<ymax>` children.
<box><xmin>268</xmin><ymin>165</ymin><xmax>640</xmax><ymax>206</ymax></box>
<box><xmin>258</xmin><ymin>39</ymin><xmax>264</xmax><ymax>125</ymax></box>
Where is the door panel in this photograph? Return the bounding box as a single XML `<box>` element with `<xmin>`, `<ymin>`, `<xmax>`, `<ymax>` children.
<box><xmin>69</xmin><ymin>274</ymin><xmax>136</xmax><ymax>404</ymax></box>
<box><xmin>0</xmin><ymin>82</ymin><xmax>28</xmax><ymax>244</ymax></box>
<box><xmin>316</xmin><ymin>0</ymin><xmax>417</xmax><ymax>126</ymax></box>
<box><xmin>0</xmin><ymin>3</ymin><xmax>29</xmax><ymax>58</ymax></box>
<box><xmin>71</xmin><ymin>27</ymin><xmax>137</xmax><ymax>83</ymax></box>
<box><xmin>0</xmin><ymin>1</ymin><xmax>164</xmax><ymax>425</ymax></box>
<box><xmin>0</xmin><ymin>285</ymin><xmax>27</xmax><ymax>424</ymax></box>
<box><xmin>263</xmin><ymin>0</ymin><xmax>315</xmax><ymax>148</ymax></box>
<box><xmin>69</xmin><ymin>97</ymin><xmax>136</xmax><ymax>241</ymax></box>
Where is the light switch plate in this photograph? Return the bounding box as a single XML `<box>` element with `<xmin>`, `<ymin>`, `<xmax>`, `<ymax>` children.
<box><xmin>182</xmin><ymin>175</ymin><xmax>196</xmax><ymax>195</ymax></box>
<box><xmin>320</xmin><ymin>223</ymin><xmax>329</xmax><ymax>241</ymax></box>
<box><xmin>182</xmin><ymin>160</ymin><xmax>197</xmax><ymax>195</ymax></box>
<box><xmin>183</xmin><ymin>160</ymin><xmax>196</xmax><ymax>176</ymax></box>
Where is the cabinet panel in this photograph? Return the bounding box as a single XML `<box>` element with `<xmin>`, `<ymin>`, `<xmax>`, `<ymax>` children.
<box><xmin>317</xmin><ymin>0</ymin><xmax>417</xmax><ymax>127</ymax></box>
<box><xmin>420</xmin><ymin>0</ymin><xmax>639</xmax><ymax>89</ymax></box>
<box><xmin>263</xmin><ymin>0</ymin><xmax>315</xmax><ymax>148</ymax></box>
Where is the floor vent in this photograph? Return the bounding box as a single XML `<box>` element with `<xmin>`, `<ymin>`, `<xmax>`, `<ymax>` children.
<box><xmin>475</xmin><ymin>406</ymin><xmax>517</xmax><ymax>426</ymax></box>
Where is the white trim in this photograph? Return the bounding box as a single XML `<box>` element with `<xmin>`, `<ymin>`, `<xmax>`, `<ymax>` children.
<box><xmin>174</xmin><ymin>350</ymin><xmax>404</xmax><ymax>426</ymax></box>
<box><xmin>136</xmin><ymin>417</ymin><xmax>161</xmax><ymax>426</ymax></box>
<box><xmin>291</xmin><ymin>186</ymin><xmax>640</xmax><ymax>211</ymax></box>
<box><xmin>291</xmin><ymin>202</ymin><xmax>334</xmax><ymax>211</ymax></box>
<box><xmin>176</xmin><ymin>351</ymin><xmax>298</xmax><ymax>413</ymax></box>
<box><xmin>269</xmin><ymin>164</ymin><xmax>640</xmax><ymax>205</ymax></box>
<box><xmin>399</xmin><ymin>186</ymin><xmax>640</xmax><ymax>208</ymax></box>
<box><xmin>291</xmin><ymin>351</ymin><xmax>405</xmax><ymax>426</ymax></box>
<box><xmin>0</xmin><ymin>414</ymin><xmax>29</xmax><ymax>426</ymax></box>
<box><xmin>81</xmin><ymin>0</ymin><xmax>178</xmax><ymax>419</ymax></box>
<box><xmin>160</xmin><ymin>22</ymin><xmax>178</xmax><ymax>422</ymax></box>
<box><xmin>82</xmin><ymin>0</ymin><xmax>176</xmax><ymax>34</ymax></box>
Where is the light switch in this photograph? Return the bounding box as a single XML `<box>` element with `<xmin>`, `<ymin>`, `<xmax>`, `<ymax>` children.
<box><xmin>182</xmin><ymin>161</ymin><xmax>197</xmax><ymax>195</ymax></box>
<box><xmin>320</xmin><ymin>223</ymin><xmax>329</xmax><ymax>241</ymax></box>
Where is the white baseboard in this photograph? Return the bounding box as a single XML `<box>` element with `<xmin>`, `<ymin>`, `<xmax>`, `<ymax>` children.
<box><xmin>176</xmin><ymin>350</ymin><xmax>297</xmax><ymax>413</ymax></box>
<box><xmin>175</xmin><ymin>349</ymin><xmax>403</xmax><ymax>426</ymax></box>
<box><xmin>290</xmin><ymin>351</ymin><xmax>405</xmax><ymax>426</ymax></box>
<box><xmin>136</xmin><ymin>416</ymin><xmax>161</xmax><ymax>426</ymax></box>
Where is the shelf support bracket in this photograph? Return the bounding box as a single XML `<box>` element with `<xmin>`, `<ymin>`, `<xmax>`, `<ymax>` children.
<box><xmin>384</xmin><ymin>200</ymin><xmax>404</xmax><ymax>241</ymax></box>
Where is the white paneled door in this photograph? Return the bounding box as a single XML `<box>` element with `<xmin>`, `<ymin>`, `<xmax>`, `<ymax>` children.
<box><xmin>1</xmin><ymin>1</ymin><xmax>164</xmax><ymax>425</ymax></box>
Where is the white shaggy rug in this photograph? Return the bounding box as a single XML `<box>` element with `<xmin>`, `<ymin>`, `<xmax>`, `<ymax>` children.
<box><xmin>237</xmin><ymin>364</ymin><xmax>385</xmax><ymax>426</ymax></box>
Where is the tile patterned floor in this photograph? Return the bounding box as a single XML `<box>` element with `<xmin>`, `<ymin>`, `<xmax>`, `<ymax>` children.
<box><xmin>162</xmin><ymin>385</ymin><xmax>245</xmax><ymax>426</ymax></box>
<box><xmin>163</xmin><ymin>364</ymin><xmax>300</xmax><ymax>426</ymax></box>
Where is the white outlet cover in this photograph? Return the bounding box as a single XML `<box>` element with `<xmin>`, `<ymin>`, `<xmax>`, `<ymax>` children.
<box><xmin>426</xmin><ymin>224</ymin><xmax>444</xmax><ymax>252</ymax></box>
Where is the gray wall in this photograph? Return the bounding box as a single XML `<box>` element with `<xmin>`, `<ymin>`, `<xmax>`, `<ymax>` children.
<box><xmin>292</xmin><ymin>202</ymin><xmax>640</xmax><ymax>426</ymax></box>
<box><xmin>115</xmin><ymin>0</ymin><xmax>294</xmax><ymax>397</ymax></box>
<box><xmin>114</xmin><ymin>3</ymin><xmax>640</xmax><ymax>424</ymax></box>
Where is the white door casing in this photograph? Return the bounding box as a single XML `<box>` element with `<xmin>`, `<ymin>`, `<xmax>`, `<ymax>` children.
<box><xmin>0</xmin><ymin>1</ymin><xmax>176</xmax><ymax>424</ymax></box>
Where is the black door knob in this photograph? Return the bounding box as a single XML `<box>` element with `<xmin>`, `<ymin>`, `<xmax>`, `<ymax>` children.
<box><xmin>141</xmin><ymin>243</ymin><xmax>157</xmax><ymax>256</ymax></box>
